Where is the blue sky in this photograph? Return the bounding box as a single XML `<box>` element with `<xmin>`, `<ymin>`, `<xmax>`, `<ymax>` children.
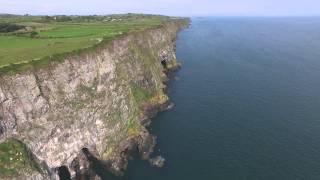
<box><xmin>1</xmin><ymin>0</ymin><xmax>319</xmax><ymax>16</ymax></box>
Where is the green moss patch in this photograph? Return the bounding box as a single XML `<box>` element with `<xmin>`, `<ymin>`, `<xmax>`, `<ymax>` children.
<box><xmin>130</xmin><ymin>82</ymin><xmax>152</xmax><ymax>107</ymax></box>
<box><xmin>0</xmin><ymin>139</ymin><xmax>40</xmax><ymax>178</ymax></box>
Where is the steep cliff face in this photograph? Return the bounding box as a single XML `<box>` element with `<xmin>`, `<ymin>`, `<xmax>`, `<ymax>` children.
<box><xmin>0</xmin><ymin>19</ymin><xmax>189</xmax><ymax>179</ymax></box>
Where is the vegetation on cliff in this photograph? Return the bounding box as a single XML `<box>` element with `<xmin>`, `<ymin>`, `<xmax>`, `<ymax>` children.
<box><xmin>0</xmin><ymin>14</ymin><xmax>189</xmax><ymax>179</ymax></box>
<box><xmin>0</xmin><ymin>139</ymin><xmax>40</xmax><ymax>178</ymax></box>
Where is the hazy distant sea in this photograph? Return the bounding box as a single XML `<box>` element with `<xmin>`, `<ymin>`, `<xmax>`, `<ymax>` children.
<box><xmin>106</xmin><ymin>17</ymin><xmax>320</xmax><ymax>180</ymax></box>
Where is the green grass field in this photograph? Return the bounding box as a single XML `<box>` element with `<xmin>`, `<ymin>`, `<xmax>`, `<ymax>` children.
<box><xmin>0</xmin><ymin>14</ymin><xmax>169</xmax><ymax>68</ymax></box>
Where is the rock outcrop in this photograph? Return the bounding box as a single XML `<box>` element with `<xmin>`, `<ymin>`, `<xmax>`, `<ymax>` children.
<box><xmin>149</xmin><ymin>156</ymin><xmax>165</xmax><ymax>167</ymax></box>
<box><xmin>0</xmin><ymin>19</ymin><xmax>189</xmax><ymax>179</ymax></box>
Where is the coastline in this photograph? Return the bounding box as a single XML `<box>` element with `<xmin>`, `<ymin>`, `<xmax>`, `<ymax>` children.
<box><xmin>0</xmin><ymin>18</ymin><xmax>190</xmax><ymax>179</ymax></box>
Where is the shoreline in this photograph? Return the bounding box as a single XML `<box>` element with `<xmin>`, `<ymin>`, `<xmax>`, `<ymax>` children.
<box><xmin>0</xmin><ymin>18</ymin><xmax>190</xmax><ymax>179</ymax></box>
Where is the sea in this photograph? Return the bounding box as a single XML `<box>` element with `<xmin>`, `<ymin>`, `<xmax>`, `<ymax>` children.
<box><xmin>110</xmin><ymin>17</ymin><xmax>320</xmax><ymax>180</ymax></box>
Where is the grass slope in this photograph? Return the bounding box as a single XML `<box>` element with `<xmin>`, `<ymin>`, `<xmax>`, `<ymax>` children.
<box><xmin>0</xmin><ymin>14</ymin><xmax>169</xmax><ymax>68</ymax></box>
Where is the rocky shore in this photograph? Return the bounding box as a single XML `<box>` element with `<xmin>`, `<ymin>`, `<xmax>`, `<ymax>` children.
<box><xmin>0</xmin><ymin>18</ymin><xmax>189</xmax><ymax>179</ymax></box>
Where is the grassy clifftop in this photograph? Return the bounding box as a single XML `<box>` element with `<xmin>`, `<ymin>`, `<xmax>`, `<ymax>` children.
<box><xmin>0</xmin><ymin>14</ymin><xmax>178</xmax><ymax>71</ymax></box>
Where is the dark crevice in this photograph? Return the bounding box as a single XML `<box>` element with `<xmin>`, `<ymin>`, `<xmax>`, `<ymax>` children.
<box><xmin>33</xmin><ymin>72</ymin><xmax>50</xmax><ymax>106</ymax></box>
<box><xmin>58</xmin><ymin>166</ymin><xmax>71</xmax><ymax>180</ymax></box>
<box><xmin>0</xmin><ymin>118</ymin><xmax>5</xmax><ymax>136</ymax></box>
<box><xmin>82</xmin><ymin>148</ymin><xmax>118</xmax><ymax>180</ymax></box>
<box><xmin>10</xmin><ymin>112</ymin><xmax>18</xmax><ymax>129</ymax></box>
<box><xmin>161</xmin><ymin>60</ymin><xmax>167</xmax><ymax>69</ymax></box>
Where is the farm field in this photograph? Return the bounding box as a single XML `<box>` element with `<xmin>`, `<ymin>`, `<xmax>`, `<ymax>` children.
<box><xmin>0</xmin><ymin>14</ymin><xmax>169</xmax><ymax>68</ymax></box>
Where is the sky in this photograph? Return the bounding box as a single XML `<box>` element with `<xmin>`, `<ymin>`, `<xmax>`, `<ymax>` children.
<box><xmin>1</xmin><ymin>0</ymin><xmax>320</xmax><ymax>16</ymax></box>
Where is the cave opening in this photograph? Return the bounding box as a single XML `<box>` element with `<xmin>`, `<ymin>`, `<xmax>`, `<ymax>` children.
<box><xmin>161</xmin><ymin>59</ymin><xmax>167</xmax><ymax>69</ymax></box>
<box><xmin>58</xmin><ymin>166</ymin><xmax>71</xmax><ymax>180</ymax></box>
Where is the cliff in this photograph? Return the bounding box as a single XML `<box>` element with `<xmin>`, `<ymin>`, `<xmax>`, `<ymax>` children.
<box><xmin>0</xmin><ymin>19</ymin><xmax>189</xmax><ymax>179</ymax></box>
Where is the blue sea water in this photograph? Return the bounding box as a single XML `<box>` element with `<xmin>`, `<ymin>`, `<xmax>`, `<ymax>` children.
<box><xmin>116</xmin><ymin>17</ymin><xmax>320</xmax><ymax>180</ymax></box>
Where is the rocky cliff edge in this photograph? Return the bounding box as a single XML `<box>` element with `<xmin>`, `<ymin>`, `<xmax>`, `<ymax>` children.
<box><xmin>0</xmin><ymin>18</ymin><xmax>189</xmax><ymax>179</ymax></box>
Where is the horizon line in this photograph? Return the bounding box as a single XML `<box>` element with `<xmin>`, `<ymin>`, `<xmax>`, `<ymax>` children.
<box><xmin>1</xmin><ymin>12</ymin><xmax>320</xmax><ymax>18</ymax></box>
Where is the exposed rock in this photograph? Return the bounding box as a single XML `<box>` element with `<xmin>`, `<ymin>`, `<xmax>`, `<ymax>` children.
<box><xmin>165</xmin><ymin>102</ymin><xmax>175</xmax><ymax>111</ymax></box>
<box><xmin>0</xmin><ymin>19</ymin><xmax>189</xmax><ymax>179</ymax></box>
<box><xmin>149</xmin><ymin>156</ymin><xmax>165</xmax><ymax>167</ymax></box>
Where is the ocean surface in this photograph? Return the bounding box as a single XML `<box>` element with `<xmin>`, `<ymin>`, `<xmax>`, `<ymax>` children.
<box><xmin>113</xmin><ymin>17</ymin><xmax>320</xmax><ymax>180</ymax></box>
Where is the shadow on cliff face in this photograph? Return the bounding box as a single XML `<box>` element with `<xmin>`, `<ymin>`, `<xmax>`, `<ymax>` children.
<box><xmin>58</xmin><ymin>166</ymin><xmax>72</xmax><ymax>180</ymax></box>
<box><xmin>81</xmin><ymin>148</ymin><xmax>119</xmax><ymax>180</ymax></box>
<box><xmin>161</xmin><ymin>59</ymin><xmax>167</xmax><ymax>69</ymax></box>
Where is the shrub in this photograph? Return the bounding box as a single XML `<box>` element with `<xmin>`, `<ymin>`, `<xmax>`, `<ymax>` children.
<box><xmin>0</xmin><ymin>23</ymin><xmax>25</xmax><ymax>33</ymax></box>
<box><xmin>30</xmin><ymin>31</ymin><xmax>38</xmax><ymax>38</ymax></box>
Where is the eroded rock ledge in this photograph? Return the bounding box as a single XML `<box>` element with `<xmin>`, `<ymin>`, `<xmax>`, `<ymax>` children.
<box><xmin>0</xmin><ymin>18</ymin><xmax>189</xmax><ymax>179</ymax></box>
